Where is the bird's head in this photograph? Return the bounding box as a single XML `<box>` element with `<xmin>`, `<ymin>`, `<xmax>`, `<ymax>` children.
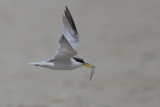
<box><xmin>72</xmin><ymin>57</ymin><xmax>95</xmax><ymax>68</ymax></box>
<box><xmin>72</xmin><ymin>57</ymin><xmax>96</xmax><ymax>80</ymax></box>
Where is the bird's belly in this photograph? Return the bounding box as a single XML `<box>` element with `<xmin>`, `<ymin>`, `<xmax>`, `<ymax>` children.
<box><xmin>44</xmin><ymin>62</ymin><xmax>78</xmax><ymax>70</ymax></box>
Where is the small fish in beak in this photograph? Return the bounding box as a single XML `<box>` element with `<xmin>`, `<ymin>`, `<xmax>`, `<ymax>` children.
<box><xmin>84</xmin><ymin>63</ymin><xmax>96</xmax><ymax>80</ymax></box>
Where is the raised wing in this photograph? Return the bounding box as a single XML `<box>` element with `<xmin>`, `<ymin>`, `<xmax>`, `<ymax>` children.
<box><xmin>45</xmin><ymin>7</ymin><xmax>79</xmax><ymax>62</ymax></box>
<box><xmin>62</xmin><ymin>6</ymin><xmax>79</xmax><ymax>50</ymax></box>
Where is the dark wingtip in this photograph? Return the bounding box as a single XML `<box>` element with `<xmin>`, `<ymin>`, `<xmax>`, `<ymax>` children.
<box><xmin>66</xmin><ymin>6</ymin><xmax>69</xmax><ymax>12</ymax></box>
<box><xmin>63</xmin><ymin>6</ymin><xmax>78</xmax><ymax>34</ymax></box>
<box><xmin>64</xmin><ymin>6</ymin><xmax>68</xmax><ymax>14</ymax></box>
<box><xmin>66</xmin><ymin>6</ymin><xmax>68</xmax><ymax>10</ymax></box>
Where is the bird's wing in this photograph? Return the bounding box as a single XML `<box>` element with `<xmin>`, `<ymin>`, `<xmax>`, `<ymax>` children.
<box><xmin>62</xmin><ymin>6</ymin><xmax>79</xmax><ymax>50</ymax></box>
<box><xmin>45</xmin><ymin>7</ymin><xmax>79</xmax><ymax>62</ymax></box>
<box><xmin>46</xmin><ymin>35</ymin><xmax>77</xmax><ymax>62</ymax></box>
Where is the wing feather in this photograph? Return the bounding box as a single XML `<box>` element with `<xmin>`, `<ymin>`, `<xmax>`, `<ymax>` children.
<box><xmin>62</xmin><ymin>6</ymin><xmax>79</xmax><ymax>50</ymax></box>
<box><xmin>46</xmin><ymin>7</ymin><xmax>79</xmax><ymax>62</ymax></box>
<box><xmin>47</xmin><ymin>35</ymin><xmax>77</xmax><ymax>62</ymax></box>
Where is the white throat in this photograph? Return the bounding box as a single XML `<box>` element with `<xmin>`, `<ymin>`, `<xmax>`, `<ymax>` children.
<box><xmin>71</xmin><ymin>58</ymin><xmax>84</xmax><ymax>69</ymax></box>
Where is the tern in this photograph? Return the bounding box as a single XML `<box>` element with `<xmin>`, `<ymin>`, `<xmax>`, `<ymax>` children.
<box><xmin>29</xmin><ymin>6</ymin><xmax>96</xmax><ymax>80</ymax></box>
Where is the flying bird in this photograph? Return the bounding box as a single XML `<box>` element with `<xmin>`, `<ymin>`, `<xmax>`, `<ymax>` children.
<box><xmin>29</xmin><ymin>6</ymin><xmax>96</xmax><ymax>80</ymax></box>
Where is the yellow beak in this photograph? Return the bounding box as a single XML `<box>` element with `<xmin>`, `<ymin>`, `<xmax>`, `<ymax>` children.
<box><xmin>83</xmin><ymin>63</ymin><xmax>94</xmax><ymax>68</ymax></box>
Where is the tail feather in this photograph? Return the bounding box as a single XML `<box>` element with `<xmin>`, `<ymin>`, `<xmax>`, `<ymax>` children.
<box><xmin>28</xmin><ymin>62</ymin><xmax>39</xmax><ymax>66</ymax></box>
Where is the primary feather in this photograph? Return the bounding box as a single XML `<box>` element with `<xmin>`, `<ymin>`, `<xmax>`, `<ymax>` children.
<box><xmin>62</xmin><ymin>6</ymin><xmax>79</xmax><ymax>50</ymax></box>
<box><xmin>46</xmin><ymin>7</ymin><xmax>79</xmax><ymax>62</ymax></box>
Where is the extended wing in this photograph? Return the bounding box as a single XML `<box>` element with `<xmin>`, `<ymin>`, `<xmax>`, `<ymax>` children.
<box><xmin>46</xmin><ymin>6</ymin><xmax>79</xmax><ymax>62</ymax></box>
<box><xmin>62</xmin><ymin>6</ymin><xmax>79</xmax><ymax>50</ymax></box>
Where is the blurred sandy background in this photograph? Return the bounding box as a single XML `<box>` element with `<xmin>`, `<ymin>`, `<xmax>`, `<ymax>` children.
<box><xmin>0</xmin><ymin>0</ymin><xmax>160</xmax><ymax>107</ymax></box>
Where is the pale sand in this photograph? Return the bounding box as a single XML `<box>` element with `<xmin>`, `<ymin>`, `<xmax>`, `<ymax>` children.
<box><xmin>0</xmin><ymin>0</ymin><xmax>160</xmax><ymax>107</ymax></box>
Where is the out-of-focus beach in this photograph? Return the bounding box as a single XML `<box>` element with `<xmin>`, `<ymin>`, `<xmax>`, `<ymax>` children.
<box><xmin>0</xmin><ymin>0</ymin><xmax>160</xmax><ymax>107</ymax></box>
